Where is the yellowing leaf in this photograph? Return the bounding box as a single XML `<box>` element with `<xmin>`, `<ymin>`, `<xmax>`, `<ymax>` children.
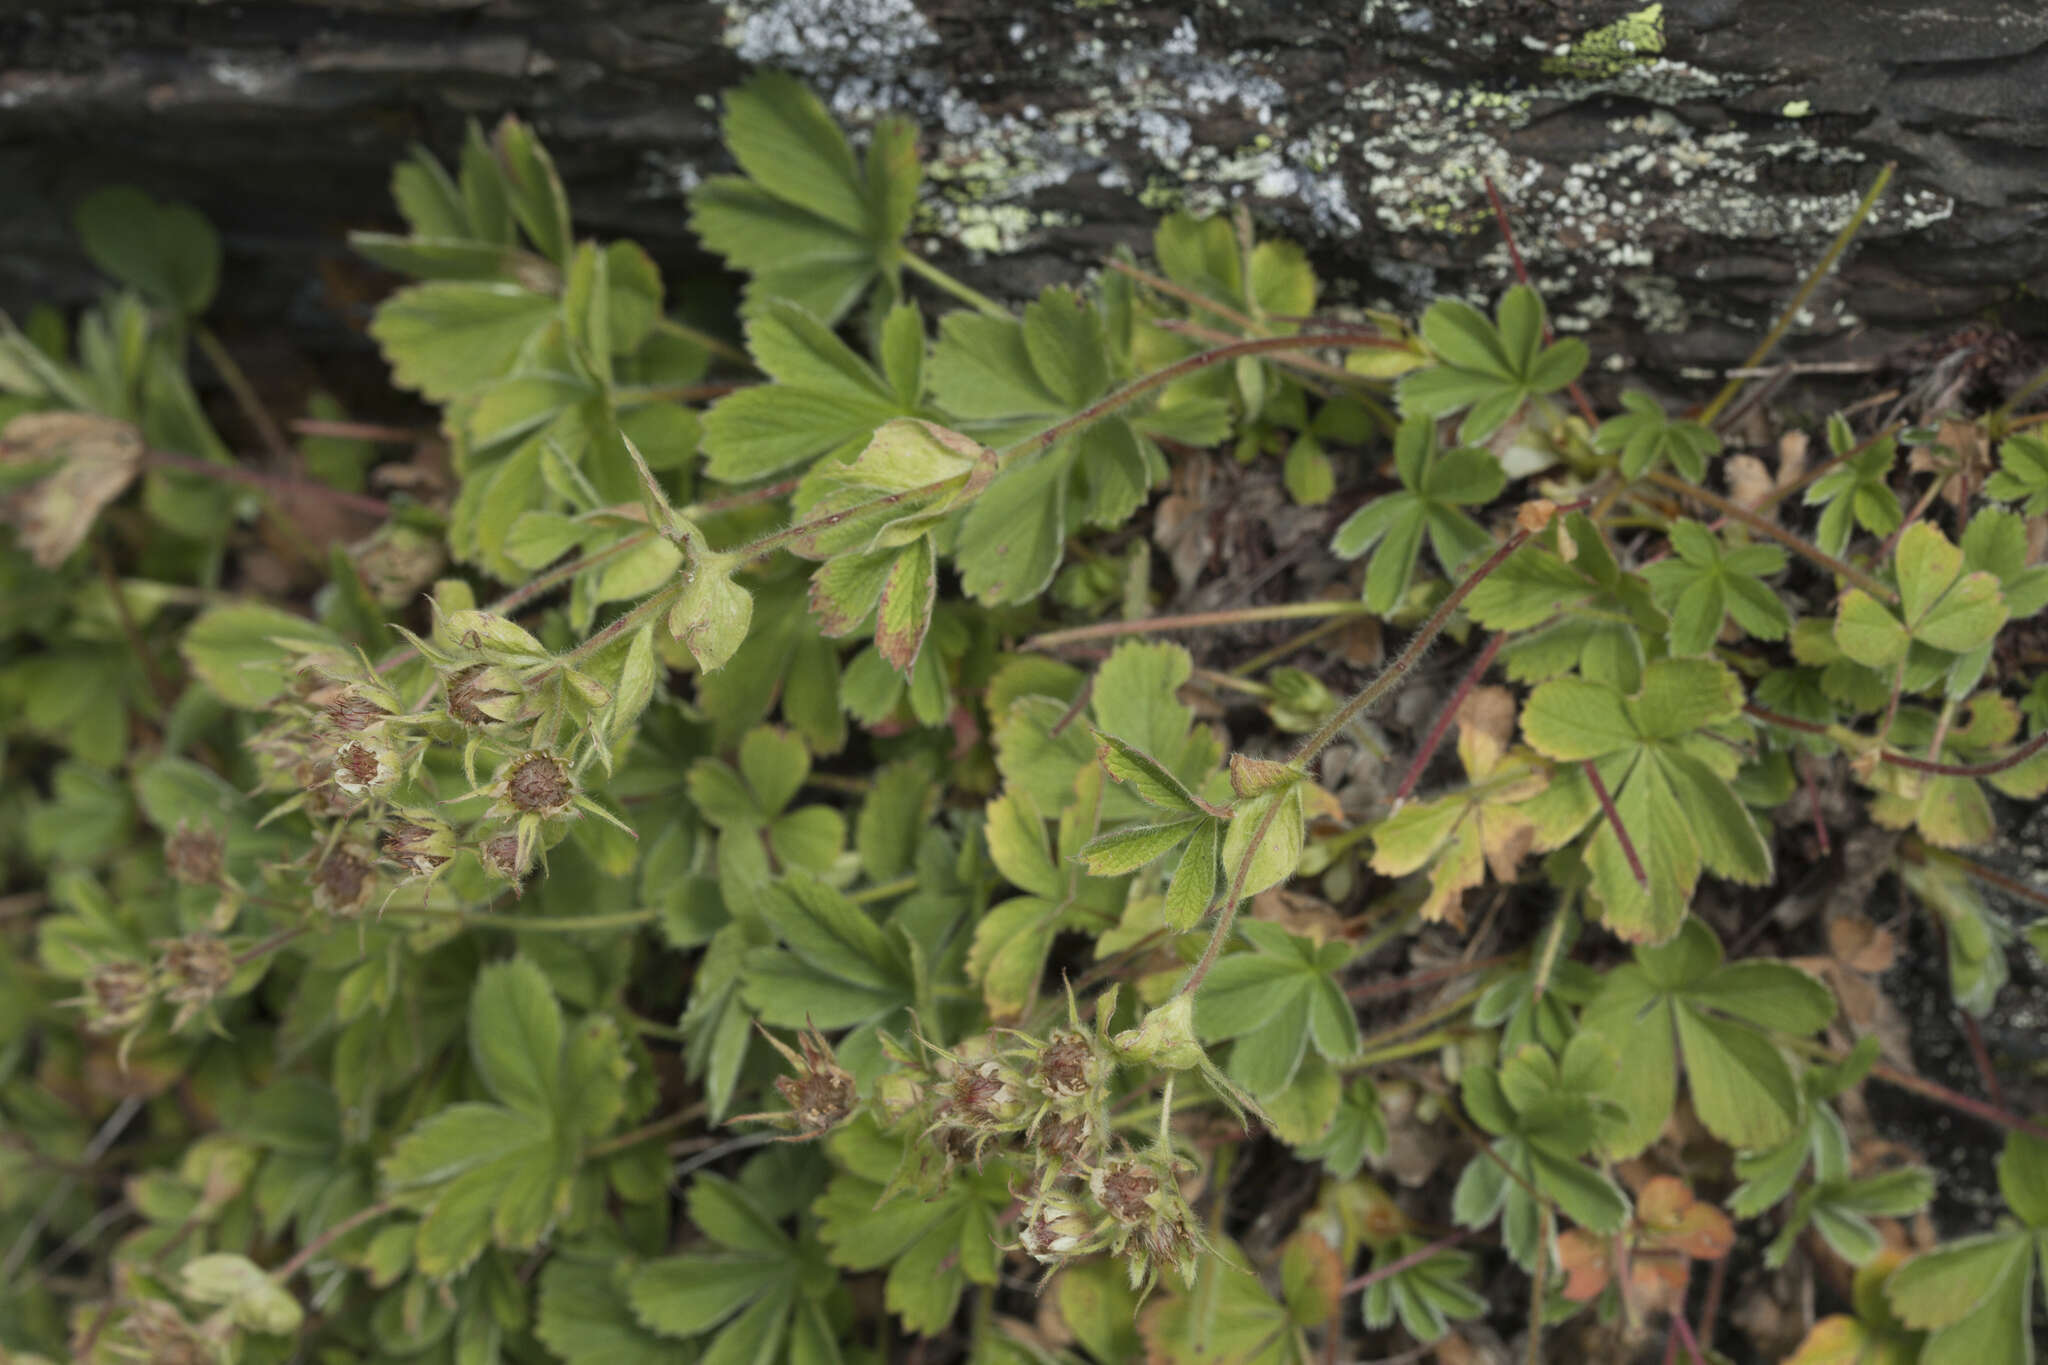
<box><xmin>0</xmin><ymin>411</ymin><xmax>145</xmax><ymax>567</ymax></box>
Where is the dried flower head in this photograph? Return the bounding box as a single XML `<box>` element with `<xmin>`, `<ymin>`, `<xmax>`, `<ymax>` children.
<box><xmin>446</xmin><ymin>665</ymin><xmax>519</xmax><ymax>727</ymax></box>
<box><xmin>477</xmin><ymin>831</ymin><xmax>531</xmax><ymax>893</ymax></box>
<box><xmin>496</xmin><ymin>750</ymin><xmax>576</xmax><ymax>818</ymax></box>
<box><xmin>159</xmin><ymin>935</ymin><xmax>233</xmax><ymax>1006</ymax></box>
<box><xmin>332</xmin><ymin>737</ymin><xmax>398</xmax><ymax>796</ymax></box>
<box><xmin>164</xmin><ymin>821</ymin><xmax>225</xmax><ymax>887</ymax></box>
<box><xmin>1017</xmin><ymin>1188</ymin><xmax>1099</xmax><ymax>1265</ymax></box>
<box><xmin>114</xmin><ymin>1299</ymin><xmax>211</xmax><ymax>1365</ymax></box>
<box><xmin>324</xmin><ymin>686</ymin><xmax>391</xmax><ymax>733</ymax></box>
<box><xmin>1092</xmin><ymin>1157</ymin><xmax>1164</xmax><ymax>1223</ymax></box>
<box><xmin>749</xmin><ymin>1024</ymin><xmax>859</xmax><ymax>1136</ymax></box>
<box><xmin>1034</xmin><ymin>1112</ymin><xmax>1099</xmax><ymax>1167</ymax></box>
<box><xmin>311</xmin><ymin>846</ymin><xmax>377</xmax><ymax>916</ymax></box>
<box><xmin>950</xmin><ymin>1059</ymin><xmax>1028</xmax><ymax>1128</ymax></box>
<box><xmin>1033</xmin><ymin>1029</ymin><xmax>1100</xmax><ymax>1101</ymax></box>
<box><xmin>158</xmin><ymin>934</ymin><xmax>235</xmax><ymax>1030</ymax></box>
<box><xmin>83</xmin><ymin>961</ymin><xmax>155</xmax><ymax>1035</ymax></box>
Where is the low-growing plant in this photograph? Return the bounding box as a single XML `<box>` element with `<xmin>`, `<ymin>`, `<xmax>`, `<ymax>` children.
<box><xmin>3</xmin><ymin>73</ymin><xmax>2048</xmax><ymax>1365</ymax></box>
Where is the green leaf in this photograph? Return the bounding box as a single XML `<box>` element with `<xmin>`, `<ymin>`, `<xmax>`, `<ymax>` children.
<box><xmin>956</xmin><ymin>448</ymin><xmax>1071</xmax><ymax>604</ymax></box>
<box><xmin>180</xmin><ymin>603</ymin><xmax>342</xmax><ymax>709</ymax></box>
<box><xmin>370</xmin><ymin>282</ymin><xmax>556</xmax><ymax>401</ymax></box>
<box><xmin>1672</xmin><ymin>1006</ymin><xmax>1802</xmax><ymax>1150</ymax></box>
<box><xmin>468</xmin><ymin>958</ymin><xmax>564</xmax><ymax>1119</ymax></box>
<box><xmin>537</xmin><ymin>1260</ymin><xmax>678</xmax><ymax>1365</ymax></box>
<box><xmin>1164</xmin><ymin>818</ymin><xmax>1222</xmax><ymax>929</ymax></box>
<box><xmin>1220</xmin><ymin>784</ymin><xmax>1305</xmax><ymax>904</ymax></box>
<box><xmin>1986</xmin><ymin>434</ymin><xmax>2048</xmax><ymax>515</ymax></box>
<box><xmin>668</xmin><ymin>533</ymin><xmax>754</xmax><ymax>673</ymax></box>
<box><xmin>1593</xmin><ymin>391</ymin><xmax>1721</xmax><ymax>481</ymax></box>
<box><xmin>75</xmin><ymin>187</ymin><xmax>221</xmax><ymax>315</ymax></box>
<box><xmin>875</xmin><ymin>537</ymin><xmax>936</xmax><ymax>673</ymax></box>
<box><xmin>492</xmin><ymin>116</ymin><xmax>572</xmax><ymax>265</ymax></box>
<box><xmin>1997</xmin><ymin>1130</ymin><xmax>2048</xmax><ymax>1228</ymax></box>
<box><xmin>1079</xmin><ymin>819</ymin><xmax>1201</xmax><ymax>876</ymax></box>
<box><xmin>1331</xmin><ymin>416</ymin><xmax>1502</xmax><ymax>611</ymax></box>
<box><xmin>1022</xmin><ymin>287</ymin><xmax>1109</xmax><ymax>407</ymax></box>
<box><xmin>1094</xmin><ymin>731</ymin><xmax>1210</xmax><ymax>815</ymax></box>
<box><xmin>744</xmin><ymin>877</ymin><xmax>911</xmax><ymax>1031</ymax></box>
<box><xmin>1834</xmin><ymin>590</ymin><xmax>1910</xmax><ymax>669</ymax></box>
<box><xmin>1401</xmin><ymin>286</ymin><xmax>1585</xmax><ymax>442</ymax></box>
<box><xmin>721</xmin><ymin>71</ymin><xmax>868</xmax><ymax>234</ymax></box>
<box><xmin>1886</xmin><ymin>1230</ymin><xmax>2033</xmax><ymax>1330</ymax></box>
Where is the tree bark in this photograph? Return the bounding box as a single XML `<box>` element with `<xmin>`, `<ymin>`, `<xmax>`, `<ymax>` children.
<box><xmin>2</xmin><ymin>0</ymin><xmax>2044</xmax><ymax>394</ymax></box>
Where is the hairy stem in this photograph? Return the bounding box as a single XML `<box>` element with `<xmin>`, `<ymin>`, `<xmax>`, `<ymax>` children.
<box><xmin>1338</xmin><ymin>1228</ymin><xmax>1473</xmax><ymax>1297</ymax></box>
<box><xmin>1645</xmin><ymin>468</ymin><xmax>1898</xmax><ymax>603</ymax></box>
<box><xmin>1290</xmin><ymin>525</ymin><xmax>1542</xmax><ymax>776</ymax></box>
<box><xmin>146</xmin><ymin>447</ymin><xmax>392</xmax><ymax>519</ymax></box>
<box><xmin>1583</xmin><ymin>759</ymin><xmax>1648</xmax><ymax>888</ymax></box>
<box><xmin>1025</xmin><ymin>600</ymin><xmax>1372</xmax><ymax>651</ymax></box>
<box><xmin>1389</xmin><ymin>632</ymin><xmax>1505</xmax><ymax>809</ymax></box>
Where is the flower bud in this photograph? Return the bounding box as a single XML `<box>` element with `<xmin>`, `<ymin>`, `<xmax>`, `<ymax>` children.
<box><xmin>164</xmin><ymin>820</ymin><xmax>225</xmax><ymax>887</ymax></box>
<box><xmin>441</xmin><ymin>609</ymin><xmax>550</xmax><ymax>661</ymax></box>
<box><xmin>1113</xmin><ymin>996</ymin><xmax>1204</xmax><ymax>1071</ymax></box>
<box><xmin>354</xmin><ymin>524</ymin><xmax>446</xmax><ymax>608</ymax></box>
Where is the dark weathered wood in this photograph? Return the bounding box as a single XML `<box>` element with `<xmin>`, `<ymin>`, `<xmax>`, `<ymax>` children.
<box><xmin>2</xmin><ymin>0</ymin><xmax>2044</xmax><ymax>391</ymax></box>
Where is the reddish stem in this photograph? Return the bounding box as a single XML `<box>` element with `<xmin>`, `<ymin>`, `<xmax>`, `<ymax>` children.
<box><xmin>1583</xmin><ymin>760</ymin><xmax>1648</xmax><ymax>887</ymax></box>
<box><xmin>1799</xmin><ymin>755</ymin><xmax>1832</xmax><ymax>857</ymax></box>
<box><xmin>1958</xmin><ymin>1009</ymin><xmax>2009</xmax><ymax>1112</ymax></box>
<box><xmin>1339</xmin><ymin>1228</ymin><xmax>1473</xmax><ymax>1296</ymax></box>
<box><xmin>1346</xmin><ymin>953</ymin><xmax>1516</xmax><ymax>1003</ymax></box>
<box><xmin>1390</xmin><ymin>632</ymin><xmax>1504</xmax><ymax>808</ymax></box>
<box><xmin>146</xmin><ymin>448</ymin><xmax>391</xmax><ymax>519</ymax></box>
<box><xmin>1482</xmin><ymin>175</ymin><xmax>1600</xmax><ymax>429</ymax></box>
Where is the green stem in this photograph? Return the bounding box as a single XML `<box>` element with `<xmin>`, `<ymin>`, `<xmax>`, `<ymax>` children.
<box><xmin>389</xmin><ymin>906</ymin><xmax>660</xmax><ymax>933</ymax></box>
<box><xmin>899</xmin><ymin>251</ymin><xmax>1011</xmax><ymax>319</ymax></box>
<box><xmin>732</xmin><ymin>330</ymin><xmax>1395</xmax><ymax>567</ymax></box>
<box><xmin>1699</xmin><ymin>163</ymin><xmax>1895</xmax><ymax>427</ymax></box>
<box><xmin>271</xmin><ymin>1201</ymin><xmax>395</xmax><ymax>1282</ymax></box>
<box><xmin>194</xmin><ymin>324</ymin><xmax>297</xmax><ymax>461</ymax></box>
<box><xmin>850</xmin><ymin>875</ymin><xmax>919</xmax><ymax>904</ymax></box>
<box><xmin>587</xmin><ymin>1104</ymin><xmax>706</xmax><ymax>1159</ymax></box>
<box><xmin>1024</xmin><ymin>600</ymin><xmax>1372</xmax><ymax>651</ymax></box>
<box><xmin>556</xmin><ymin>581</ymin><xmax>683</xmax><ymax>668</ymax></box>
<box><xmin>653</xmin><ymin>317</ymin><xmax>755</xmax><ymax>371</ymax></box>
<box><xmin>1644</xmin><ymin>469</ymin><xmax>1898</xmax><ymax>603</ymax></box>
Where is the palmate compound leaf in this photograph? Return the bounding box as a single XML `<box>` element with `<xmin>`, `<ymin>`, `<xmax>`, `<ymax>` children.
<box><xmin>1885</xmin><ymin>1225</ymin><xmax>2040</xmax><ymax>1365</ymax></box>
<box><xmin>1579</xmin><ymin>918</ymin><xmax>1835</xmax><ymax>1159</ymax></box>
<box><xmin>1193</xmin><ymin>920</ymin><xmax>1358</xmax><ymax>1100</ymax></box>
<box><xmin>690</xmin><ymin>72</ymin><xmax>920</xmax><ymax>323</ymax></box>
<box><xmin>1520</xmin><ymin>656</ymin><xmax>1772</xmax><ymax>943</ymax></box>
<box><xmin>1834</xmin><ymin>521</ymin><xmax>2009</xmax><ymax>671</ymax></box>
<box><xmin>1398</xmin><ymin>284</ymin><xmax>1588</xmax><ymax>443</ymax></box>
<box><xmin>1450</xmin><ymin>1034</ymin><xmax>1631</xmax><ymax>1269</ymax></box>
<box><xmin>625</xmin><ymin>1172</ymin><xmax>844</xmax><ymax>1364</ymax></box>
<box><xmin>814</xmin><ymin>1118</ymin><xmax>1009</xmax><ymax>1337</ymax></box>
<box><xmin>1369</xmin><ymin>686</ymin><xmax>1572</xmax><ymax>928</ymax></box>
<box><xmin>701</xmin><ymin>300</ymin><xmax>918</xmax><ymax>482</ymax></box>
<box><xmin>1806</xmin><ymin>419</ymin><xmax>1901</xmax><ymax>557</ymax></box>
<box><xmin>378</xmin><ymin>959</ymin><xmax>631</xmax><ymax>1278</ymax></box>
<box><xmin>1640</xmin><ymin>519</ymin><xmax>1791</xmax><ymax>657</ymax></box>
<box><xmin>1359</xmin><ymin>1235</ymin><xmax>1487</xmax><ymax>1344</ymax></box>
<box><xmin>1329</xmin><ymin>414</ymin><xmax>1504</xmax><ymax>612</ymax></box>
<box><xmin>1592</xmin><ymin>389</ymin><xmax>1722</xmax><ymax>481</ymax></box>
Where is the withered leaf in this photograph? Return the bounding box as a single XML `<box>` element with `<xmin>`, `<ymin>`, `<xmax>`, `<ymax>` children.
<box><xmin>0</xmin><ymin>412</ymin><xmax>146</xmax><ymax>567</ymax></box>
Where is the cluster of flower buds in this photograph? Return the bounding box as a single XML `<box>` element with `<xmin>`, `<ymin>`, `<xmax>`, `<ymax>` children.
<box><xmin>772</xmin><ymin>985</ymin><xmax>1209</xmax><ymax>1297</ymax></box>
<box><xmin>74</xmin><ymin>933</ymin><xmax>239</xmax><ymax>1047</ymax></box>
<box><xmin>733</xmin><ymin>1023</ymin><xmax>860</xmax><ymax>1138</ymax></box>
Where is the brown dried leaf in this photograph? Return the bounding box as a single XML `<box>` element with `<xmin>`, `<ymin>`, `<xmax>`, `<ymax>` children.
<box><xmin>0</xmin><ymin>412</ymin><xmax>145</xmax><ymax>567</ymax></box>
